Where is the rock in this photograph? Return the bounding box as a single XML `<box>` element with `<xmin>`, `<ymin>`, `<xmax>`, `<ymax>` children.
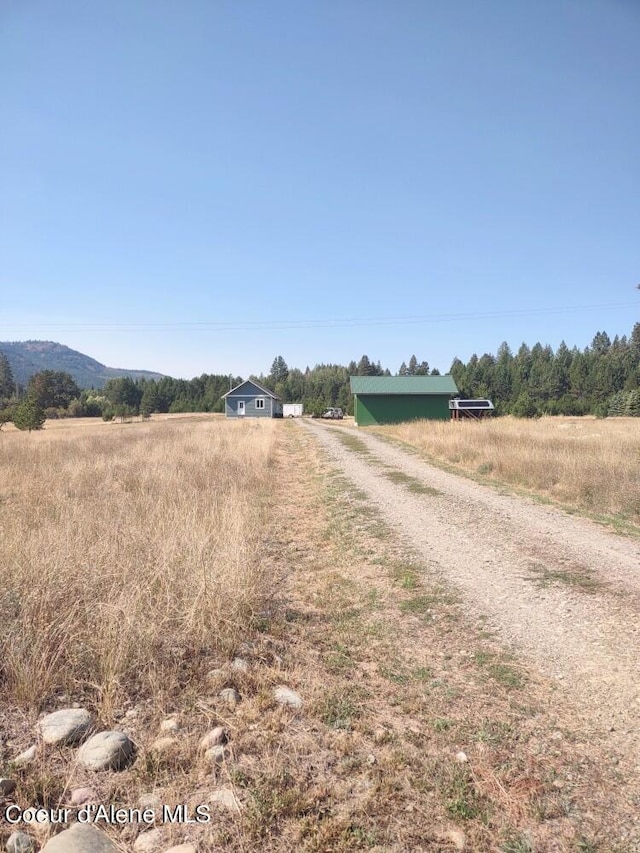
<box><xmin>41</xmin><ymin>824</ymin><xmax>119</xmax><ymax>852</ymax></box>
<box><xmin>70</xmin><ymin>787</ymin><xmax>97</xmax><ymax>806</ymax></box>
<box><xmin>164</xmin><ymin>845</ymin><xmax>197</xmax><ymax>853</ymax></box>
<box><xmin>13</xmin><ymin>745</ymin><xmax>37</xmax><ymax>767</ymax></box>
<box><xmin>446</xmin><ymin>828</ymin><xmax>467</xmax><ymax>850</ymax></box>
<box><xmin>7</xmin><ymin>832</ymin><xmax>36</xmax><ymax>853</ymax></box>
<box><xmin>159</xmin><ymin>718</ymin><xmax>180</xmax><ymax>733</ymax></box>
<box><xmin>0</xmin><ymin>777</ymin><xmax>17</xmax><ymax>796</ymax></box>
<box><xmin>218</xmin><ymin>688</ymin><xmax>240</xmax><ymax>705</ymax></box>
<box><xmin>273</xmin><ymin>686</ymin><xmax>303</xmax><ymax>709</ymax></box>
<box><xmin>150</xmin><ymin>736</ymin><xmax>178</xmax><ymax>753</ymax></box>
<box><xmin>210</xmin><ymin>787</ymin><xmax>241</xmax><ymax>812</ymax></box>
<box><xmin>231</xmin><ymin>657</ymin><xmax>249</xmax><ymax>673</ymax></box>
<box><xmin>367</xmin><ymin>753</ymin><xmax>376</xmax><ymax>765</ymax></box>
<box><xmin>139</xmin><ymin>792</ymin><xmax>162</xmax><ymax>810</ymax></box>
<box><xmin>199</xmin><ymin>727</ymin><xmax>227</xmax><ymax>750</ymax></box>
<box><xmin>133</xmin><ymin>827</ymin><xmax>166</xmax><ymax>851</ymax></box>
<box><xmin>455</xmin><ymin>751</ymin><xmax>468</xmax><ymax>764</ymax></box>
<box><xmin>205</xmin><ymin>745</ymin><xmax>227</xmax><ymax>763</ymax></box>
<box><xmin>206</xmin><ymin>668</ymin><xmax>225</xmax><ymax>682</ymax></box>
<box><xmin>78</xmin><ymin>730</ymin><xmax>135</xmax><ymax>771</ymax></box>
<box><xmin>38</xmin><ymin>708</ymin><xmax>92</xmax><ymax>745</ymax></box>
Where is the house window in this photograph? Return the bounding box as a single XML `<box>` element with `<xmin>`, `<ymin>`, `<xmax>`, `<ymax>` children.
<box><xmin>255</xmin><ymin>398</ymin><xmax>265</xmax><ymax>409</ymax></box>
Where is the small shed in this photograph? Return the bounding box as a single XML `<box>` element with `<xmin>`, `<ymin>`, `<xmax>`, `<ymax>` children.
<box><xmin>350</xmin><ymin>375</ymin><xmax>458</xmax><ymax>426</ymax></box>
<box><xmin>222</xmin><ymin>379</ymin><xmax>283</xmax><ymax>418</ymax></box>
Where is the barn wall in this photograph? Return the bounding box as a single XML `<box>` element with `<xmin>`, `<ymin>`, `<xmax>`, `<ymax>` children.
<box><xmin>355</xmin><ymin>394</ymin><xmax>450</xmax><ymax>425</ymax></box>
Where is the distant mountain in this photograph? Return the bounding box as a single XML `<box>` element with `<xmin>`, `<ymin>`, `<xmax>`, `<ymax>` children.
<box><xmin>0</xmin><ymin>341</ymin><xmax>166</xmax><ymax>389</ymax></box>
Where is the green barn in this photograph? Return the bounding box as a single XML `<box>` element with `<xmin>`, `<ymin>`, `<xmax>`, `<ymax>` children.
<box><xmin>350</xmin><ymin>375</ymin><xmax>459</xmax><ymax>426</ymax></box>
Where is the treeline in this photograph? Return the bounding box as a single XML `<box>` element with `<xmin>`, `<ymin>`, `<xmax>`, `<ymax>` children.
<box><xmin>2</xmin><ymin>323</ymin><xmax>640</xmax><ymax>425</ymax></box>
<box><xmin>450</xmin><ymin>324</ymin><xmax>640</xmax><ymax>417</ymax></box>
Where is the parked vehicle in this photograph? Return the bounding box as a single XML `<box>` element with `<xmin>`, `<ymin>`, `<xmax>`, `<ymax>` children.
<box><xmin>321</xmin><ymin>407</ymin><xmax>344</xmax><ymax>419</ymax></box>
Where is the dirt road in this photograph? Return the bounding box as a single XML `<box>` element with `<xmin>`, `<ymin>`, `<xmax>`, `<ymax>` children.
<box><xmin>301</xmin><ymin>419</ymin><xmax>640</xmax><ymax>764</ymax></box>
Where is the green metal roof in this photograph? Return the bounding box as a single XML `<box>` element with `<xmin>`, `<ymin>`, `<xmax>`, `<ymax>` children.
<box><xmin>349</xmin><ymin>375</ymin><xmax>458</xmax><ymax>395</ymax></box>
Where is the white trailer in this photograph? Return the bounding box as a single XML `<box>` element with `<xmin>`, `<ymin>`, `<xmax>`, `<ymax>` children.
<box><xmin>283</xmin><ymin>403</ymin><xmax>304</xmax><ymax>418</ymax></box>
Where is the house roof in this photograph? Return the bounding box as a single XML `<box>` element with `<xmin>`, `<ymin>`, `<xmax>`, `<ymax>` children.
<box><xmin>349</xmin><ymin>375</ymin><xmax>458</xmax><ymax>395</ymax></box>
<box><xmin>222</xmin><ymin>379</ymin><xmax>280</xmax><ymax>399</ymax></box>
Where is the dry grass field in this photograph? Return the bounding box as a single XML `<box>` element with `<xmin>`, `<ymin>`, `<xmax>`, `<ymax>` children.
<box><xmin>1</xmin><ymin>415</ymin><xmax>638</xmax><ymax>851</ymax></box>
<box><xmin>0</xmin><ymin>416</ymin><xmax>276</xmax><ymax>714</ymax></box>
<box><xmin>373</xmin><ymin>416</ymin><xmax>640</xmax><ymax>530</ymax></box>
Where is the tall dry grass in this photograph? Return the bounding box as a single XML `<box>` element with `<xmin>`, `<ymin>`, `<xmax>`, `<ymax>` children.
<box><xmin>374</xmin><ymin>416</ymin><xmax>640</xmax><ymax>525</ymax></box>
<box><xmin>0</xmin><ymin>417</ymin><xmax>277</xmax><ymax>717</ymax></box>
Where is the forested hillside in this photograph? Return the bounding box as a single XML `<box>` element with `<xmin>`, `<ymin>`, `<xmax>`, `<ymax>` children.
<box><xmin>0</xmin><ymin>340</ymin><xmax>164</xmax><ymax>387</ymax></box>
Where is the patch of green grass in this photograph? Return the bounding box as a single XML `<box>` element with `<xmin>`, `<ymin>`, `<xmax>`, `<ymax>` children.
<box><xmin>500</xmin><ymin>834</ymin><xmax>534</xmax><ymax>853</ymax></box>
<box><xmin>325</xmin><ymin>642</ymin><xmax>355</xmax><ymax>673</ymax></box>
<box><xmin>432</xmin><ymin>717</ymin><xmax>452</xmax><ymax>732</ymax></box>
<box><xmin>319</xmin><ymin>687</ymin><xmax>368</xmax><ymax>730</ymax></box>
<box><xmin>576</xmin><ymin>840</ymin><xmax>599</xmax><ymax>853</ymax></box>
<box><xmin>474</xmin><ymin>719</ymin><xmax>513</xmax><ymax>745</ymax></box>
<box><xmin>244</xmin><ymin>769</ymin><xmax>313</xmax><ymax>839</ymax></box>
<box><xmin>390</xmin><ymin>561</ymin><xmax>420</xmax><ymax>589</ymax></box>
<box><xmin>399</xmin><ymin>586</ymin><xmax>458</xmax><ymax>616</ymax></box>
<box><xmin>413</xmin><ymin>666</ymin><xmax>432</xmax><ymax>682</ymax></box>
<box><xmin>443</xmin><ymin>768</ymin><xmax>485</xmax><ymax>821</ymax></box>
<box><xmin>340</xmin><ymin>824</ymin><xmax>377</xmax><ymax>848</ymax></box>
<box><xmin>477</xmin><ymin>462</ymin><xmax>494</xmax><ymax>475</ymax></box>
<box><xmin>334</xmin><ymin>432</ymin><xmax>371</xmax><ymax>454</ymax></box>
<box><xmin>525</xmin><ymin>561</ymin><xmax>603</xmax><ymax>593</ymax></box>
<box><xmin>378</xmin><ymin>664</ymin><xmax>411</xmax><ymax>685</ymax></box>
<box><xmin>474</xmin><ymin>650</ymin><xmax>526</xmax><ymax>690</ymax></box>
<box><xmin>381</xmin><ymin>468</ymin><xmax>441</xmax><ymax>495</ymax></box>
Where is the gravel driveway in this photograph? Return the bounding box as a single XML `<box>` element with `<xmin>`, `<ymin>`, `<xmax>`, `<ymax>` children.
<box><xmin>301</xmin><ymin>419</ymin><xmax>640</xmax><ymax>762</ymax></box>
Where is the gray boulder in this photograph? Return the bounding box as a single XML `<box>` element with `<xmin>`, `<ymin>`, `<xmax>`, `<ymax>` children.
<box><xmin>38</xmin><ymin>708</ymin><xmax>92</xmax><ymax>745</ymax></box>
<box><xmin>77</xmin><ymin>731</ymin><xmax>135</xmax><ymax>771</ymax></box>
<box><xmin>7</xmin><ymin>832</ymin><xmax>36</xmax><ymax>853</ymax></box>
<box><xmin>273</xmin><ymin>686</ymin><xmax>303</xmax><ymax>709</ymax></box>
<box><xmin>41</xmin><ymin>824</ymin><xmax>119</xmax><ymax>852</ymax></box>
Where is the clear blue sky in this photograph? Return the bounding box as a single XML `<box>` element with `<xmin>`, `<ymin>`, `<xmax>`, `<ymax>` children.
<box><xmin>1</xmin><ymin>0</ymin><xmax>638</xmax><ymax>379</ymax></box>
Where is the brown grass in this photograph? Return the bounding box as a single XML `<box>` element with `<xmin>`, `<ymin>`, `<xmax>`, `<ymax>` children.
<box><xmin>373</xmin><ymin>416</ymin><xmax>640</xmax><ymax>527</ymax></box>
<box><xmin>1</xmin><ymin>416</ymin><xmax>638</xmax><ymax>850</ymax></box>
<box><xmin>0</xmin><ymin>416</ymin><xmax>276</xmax><ymax>717</ymax></box>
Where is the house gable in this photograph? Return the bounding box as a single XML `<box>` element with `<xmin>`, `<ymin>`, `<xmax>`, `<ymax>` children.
<box><xmin>223</xmin><ymin>379</ymin><xmax>279</xmax><ymax>400</ymax></box>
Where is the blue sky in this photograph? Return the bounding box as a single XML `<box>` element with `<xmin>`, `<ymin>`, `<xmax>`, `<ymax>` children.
<box><xmin>1</xmin><ymin>0</ymin><xmax>638</xmax><ymax>379</ymax></box>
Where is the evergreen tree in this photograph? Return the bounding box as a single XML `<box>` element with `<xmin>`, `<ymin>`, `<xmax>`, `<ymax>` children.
<box><xmin>269</xmin><ymin>356</ymin><xmax>289</xmax><ymax>384</ymax></box>
<box><xmin>0</xmin><ymin>351</ymin><xmax>15</xmax><ymax>402</ymax></box>
<box><xmin>27</xmin><ymin>371</ymin><xmax>80</xmax><ymax>410</ymax></box>
<box><xmin>13</xmin><ymin>398</ymin><xmax>46</xmax><ymax>431</ymax></box>
<box><xmin>140</xmin><ymin>382</ymin><xmax>159</xmax><ymax>418</ymax></box>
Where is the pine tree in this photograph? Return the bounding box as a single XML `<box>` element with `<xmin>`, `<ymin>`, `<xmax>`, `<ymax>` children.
<box><xmin>13</xmin><ymin>398</ymin><xmax>46</xmax><ymax>432</ymax></box>
<box><xmin>0</xmin><ymin>351</ymin><xmax>15</xmax><ymax>402</ymax></box>
<box><xmin>269</xmin><ymin>356</ymin><xmax>289</xmax><ymax>384</ymax></box>
<box><xmin>140</xmin><ymin>383</ymin><xmax>158</xmax><ymax>418</ymax></box>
